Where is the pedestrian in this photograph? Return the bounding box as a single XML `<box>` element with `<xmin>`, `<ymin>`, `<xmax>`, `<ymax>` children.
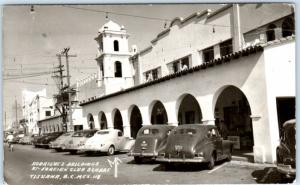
<box><xmin>7</xmin><ymin>133</ymin><xmax>14</xmax><ymax>152</ymax></box>
<box><xmin>181</xmin><ymin>63</ymin><xmax>188</xmax><ymax>71</ymax></box>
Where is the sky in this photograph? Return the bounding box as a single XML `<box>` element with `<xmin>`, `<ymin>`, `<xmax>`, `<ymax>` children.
<box><xmin>2</xmin><ymin>4</ymin><xmax>224</xmax><ymax>130</ymax></box>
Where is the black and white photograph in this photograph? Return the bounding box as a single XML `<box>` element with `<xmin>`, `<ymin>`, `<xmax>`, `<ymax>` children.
<box><xmin>2</xmin><ymin>3</ymin><xmax>296</xmax><ymax>184</ymax></box>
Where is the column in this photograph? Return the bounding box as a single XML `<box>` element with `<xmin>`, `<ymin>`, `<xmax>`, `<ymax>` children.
<box><xmin>140</xmin><ymin>106</ymin><xmax>151</xmax><ymax>125</ymax></box>
<box><xmin>121</xmin><ymin>110</ymin><xmax>131</xmax><ymax>137</ymax></box>
<box><xmin>197</xmin><ymin>95</ymin><xmax>215</xmax><ymax>125</ymax></box>
<box><xmin>105</xmin><ymin>112</ymin><xmax>114</xmax><ymax>129</ymax></box>
<box><xmin>164</xmin><ymin>101</ymin><xmax>178</xmax><ymax>126</ymax></box>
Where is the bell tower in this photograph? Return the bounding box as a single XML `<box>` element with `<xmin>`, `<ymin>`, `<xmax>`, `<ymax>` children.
<box><xmin>95</xmin><ymin>20</ymin><xmax>134</xmax><ymax>95</ymax></box>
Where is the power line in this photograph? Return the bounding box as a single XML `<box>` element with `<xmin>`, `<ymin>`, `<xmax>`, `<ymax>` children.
<box><xmin>62</xmin><ymin>5</ymin><xmax>172</xmax><ymax>22</ymax></box>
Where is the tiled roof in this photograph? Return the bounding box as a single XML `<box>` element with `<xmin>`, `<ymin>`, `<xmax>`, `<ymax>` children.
<box><xmin>80</xmin><ymin>45</ymin><xmax>264</xmax><ymax>106</ymax></box>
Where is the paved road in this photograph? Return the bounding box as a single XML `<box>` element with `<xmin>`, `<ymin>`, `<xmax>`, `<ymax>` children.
<box><xmin>4</xmin><ymin>144</ymin><xmax>293</xmax><ymax>184</ymax></box>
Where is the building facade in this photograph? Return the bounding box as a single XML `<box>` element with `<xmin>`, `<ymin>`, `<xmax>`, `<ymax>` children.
<box><xmin>78</xmin><ymin>4</ymin><xmax>295</xmax><ymax>163</ymax></box>
<box><xmin>22</xmin><ymin>89</ymin><xmax>55</xmax><ymax>135</ymax></box>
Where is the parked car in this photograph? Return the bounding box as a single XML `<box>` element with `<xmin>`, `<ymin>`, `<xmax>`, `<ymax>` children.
<box><xmin>80</xmin><ymin>129</ymin><xmax>135</xmax><ymax>156</ymax></box>
<box><xmin>276</xmin><ymin>119</ymin><xmax>296</xmax><ymax>179</ymax></box>
<box><xmin>32</xmin><ymin>134</ymin><xmax>49</xmax><ymax>148</ymax></box>
<box><xmin>128</xmin><ymin>125</ymin><xmax>176</xmax><ymax>163</ymax></box>
<box><xmin>19</xmin><ymin>135</ymin><xmax>32</xmax><ymax>145</ymax></box>
<box><xmin>50</xmin><ymin>132</ymin><xmax>74</xmax><ymax>152</ymax></box>
<box><xmin>63</xmin><ymin>129</ymin><xmax>98</xmax><ymax>154</ymax></box>
<box><xmin>157</xmin><ymin>124</ymin><xmax>234</xmax><ymax>169</ymax></box>
<box><xmin>39</xmin><ymin>132</ymin><xmax>64</xmax><ymax>148</ymax></box>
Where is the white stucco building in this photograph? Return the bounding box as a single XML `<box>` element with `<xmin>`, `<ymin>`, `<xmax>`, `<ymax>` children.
<box><xmin>77</xmin><ymin>4</ymin><xmax>295</xmax><ymax>164</ymax></box>
<box><xmin>22</xmin><ymin>89</ymin><xmax>55</xmax><ymax>135</ymax></box>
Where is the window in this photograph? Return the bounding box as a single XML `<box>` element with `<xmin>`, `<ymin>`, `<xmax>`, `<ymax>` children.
<box><xmin>202</xmin><ymin>46</ymin><xmax>214</xmax><ymax>62</ymax></box>
<box><xmin>282</xmin><ymin>17</ymin><xmax>295</xmax><ymax>37</ymax></box>
<box><xmin>140</xmin><ymin>128</ymin><xmax>159</xmax><ymax>135</ymax></box>
<box><xmin>266</xmin><ymin>24</ymin><xmax>277</xmax><ymax>41</ymax></box>
<box><xmin>168</xmin><ymin>56</ymin><xmax>190</xmax><ymax>74</ymax></box>
<box><xmin>144</xmin><ymin>67</ymin><xmax>161</xmax><ymax>81</ymax></box>
<box><xmin>114</xmin><ymin>40</ymin><xmax>119</xmax><ymax>51</ymax></box>
<box><xmin>115</xmin><ymin>61</ymin><xmax>122</xmax><ymax>77</ymax></box>
<box><xmin>220</xmin><ymin>39</ymin><xmax>233</xmax><ymax>56</ymax></box>
<box><xmin>45</xmin><ymin>111</ymin><xmax>51</xmax><ymax>117</ymax></box>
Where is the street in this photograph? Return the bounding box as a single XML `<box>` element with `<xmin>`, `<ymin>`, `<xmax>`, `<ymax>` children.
<box><xmin>4</xmin><ymin>144</ymin><xmax>293</xmax><ymax>184</ymax></box>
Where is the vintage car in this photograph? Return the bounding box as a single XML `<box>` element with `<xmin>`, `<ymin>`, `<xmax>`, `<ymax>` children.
<box><xmin>80</xmin><ymin>129</ymin><xmax>135</xmax><ymax>156</ymax></box>
<box><xmin>128</xmin><ymin>125</ymin><xmax>176</xmax><ymax>163</ymax></box>
<box><xmin>63</xmin><ymin>129</ymin><xmax>98</xmax><ymax>154</ymax></box>
<box><xmin>39</xmin><ymin>132</ymin><xmax>64</xmax><ymax>148</ymax></box>
<box><xmin>19</xmin><ymin>135</ymin><xmax>32</xmax><ymax>145</ymax></box>
<box><xmin>50</xmin><ymin>132</ymin><xmax>74</xmax><ymax>152</ymax></box>
<box><xmin>157</xmin><ymin>124</ymin><xmax>233</xmax><ymax>169</ymax></box>
<box><xmin>32</xmin><ymin>134</ymin><xmax>49</xmax><ymax>148</ymax></box>
<box><xmin>276</xmin><ymin>119</ymin><xmax>296</xmax><ymax>179</ymax></box>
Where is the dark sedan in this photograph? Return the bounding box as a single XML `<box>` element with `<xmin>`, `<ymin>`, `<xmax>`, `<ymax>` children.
<box><xmin>276</xmin><ymin>119</ymin><xmax>296</xmax><ymax>179</ymax></box>
<box><xmin>128</xmin><ymin>125</ymin><xmax>176</xmax><ymax>163</ymax></box>
<box><xmin>39</xmin><ymin>132</ymin><xmax>64</xmax><ymax>148</ymax></box>
<box><xmin>157</xmin><ymin>124</ymin><xmax>233</xmax><ymax>169</ymax></box>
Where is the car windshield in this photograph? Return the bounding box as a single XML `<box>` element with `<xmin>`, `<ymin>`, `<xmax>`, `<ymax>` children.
<box><xmin>140</xmin><ymin>128</ymin><xmax>159</xmax><ymax>135</ymax></box>
<box><xmin>174</xmin><ymin>128</ymin><xmax>197</xmax><ymax>135</ymax></box>
<box><xmin>63</xmin><ymin>133</ymin><xmax>72</xmax><ymax>136</ymax></box>
<box><xmin>72</xmin><ymin>131</ymin><xmax>95</xmax><ymax>137</ymax></box>
<box><xmin>97</xmin><ymin>131</ymin><xmax>110</xmax><ymax>135</ymax></box>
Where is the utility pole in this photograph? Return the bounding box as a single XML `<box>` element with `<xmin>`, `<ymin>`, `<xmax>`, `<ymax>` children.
<box><xmin>61</xmin><ymin>47</ymin><xmax>76</xmax><ymax>132</ymax></box>
<box><xmin>15</xmin><ymin>98</ymin><xmax>18</xmax><ymax>131</ymax></box>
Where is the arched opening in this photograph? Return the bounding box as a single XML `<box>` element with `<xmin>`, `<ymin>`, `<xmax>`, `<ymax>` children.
<box><xmin>177</xmin><ymin>94</ymin><xmax>202</xmax><ymax>125</ymax></box>
<box><xmin>87</xmin><ymin>113</ymin><xmax>95</xmax><ymax>129</ymax></box>
<box><xmin>282</xmin><ymin>17</ymin><xmax>295</xmax><ymax>37</ymax></box>
<box><xmin>114</xmin><ymin>40</ymin><xmax>119</xmax><ymax>51</ymax></box>
<box><xmin>98</xmin><ymin>111</ymin><xmax>108</xmax><ymax>130</ymax></box>
<box><xmin>214</xmin><ymin>86</ymin><xmax>253</xmax><ymax>154</ymax></box>
<box><xmin>115</xmin><ymin>61</ymin><xmax>122</xmax><ymax>77</ymax></box>
<box><xmin>56</xmin><ymin>125</ymin><xmax>60</xmax><ymax>132</ymax></box>
<box><xmin>129</xmin><ymin>105</ymin><xmax>143</xmax><ymax>138</ymax></box>
<box><xmin>53</xmin><ymin>125</ymin><xmax>56</xmax><ymax>132</ymax></box>
<box><xmin>266</xmin><ymin>24</ymin><xmax>277</xmax><ymax>41</ymax></box>
<box><xmin>150</xmin><ymin>101</ymin><xmax>168</xmax><ymax>124</ymax></box>
<box><xmin>113</xmin><ymin>109</ymin><xmax>123</xmax><ymax>132</ymax></box>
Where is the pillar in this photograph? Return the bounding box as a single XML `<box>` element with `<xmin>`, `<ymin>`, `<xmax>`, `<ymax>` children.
<box><xmin>197</xmin><ymin>95</ymin><xmax>215</xmax><ymax>125</ymax></box>
<box><xmin>164</xmin><ymin>101</ymin><xmax>178</xmax><ymax>126</ymax></box>
<box><xmin>140</xmin><ymin>106</ymin><xmax>151</xmax><ymax>125</ymax></box>
<box><xmin>121</xmin><ymin>110</ymin><xmax>131</xmax><ymax>137</ymax></box>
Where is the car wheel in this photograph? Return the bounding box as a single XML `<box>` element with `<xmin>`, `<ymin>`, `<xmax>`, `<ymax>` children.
<box><xmin>70</xmin><ymin>150</ymin><xmax>77</xmax><ymax>155</ymax></box>
<box><xmin>107</xmin><ymin>145</ymin><xmax>115</xmax><ymax>156</ymax></box>
<box><xmin>134</xmin><ymin>156</ymin><xmax>142</xmax><ymax>164</ymax></box>
<box><xmin>207</xmin><ymin>154</ymin><xmax>215</xmax><ymax>170</ymax></box>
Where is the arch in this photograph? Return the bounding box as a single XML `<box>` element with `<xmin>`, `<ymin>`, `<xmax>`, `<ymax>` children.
<box><xmin>113</xmin><ymin>40</ymin><xmax>119</xmax><ymax>51</ymax></box>
<box><xmin>213</xmin><ymin>85</ymin><xmax>254</xmax><ymax>153</ymax></box>
<box><xmin>112</xmin><ymin>109</ymin><xmax>123</xmax><ymax>132</ymax></box>
<box><xmin>149</xmin><ymin>100</ymin><xmax>168</xmax><ymax>124</ymax></box>
<box><xmin>114</xmin><ymin>61</ymin><xmax>122</xmax><ymax>77</ymax></box>
<box><xmin>56</xmin><ymin>124</ymin><xmax>60</xmax><ymax>132</ymax></box>
<box><xmin>87</xmin><ymin>113</ymin><xmax>95</xmax><ymax>129</ymax></box>
<box><xmin>98</xmin><ymin>111</ymin><xmax>108</xmax><ymax>130</ymax></box>
<box><xmin>53</xmin><ymin>125</ymin><xmax>56</xmax><ymax>132</ymax></box>
<box><xmin>128</xmin><ymin>105</ymin><xmax>143</xmax><ymax>138</ymax></box>
<box><xmin>282</xmin><ymin>17</ymin><xmax>295</xmax><ymax>37</ymax></box>
<box><xmin>266</xmin><ymin>24</ymin><xmax>277</xmax><ymax>41</ymax></box>
<box><xmin>176</xmin><ymin>93</ymin><xmax>203</xmax><ymax>125</ymax></box>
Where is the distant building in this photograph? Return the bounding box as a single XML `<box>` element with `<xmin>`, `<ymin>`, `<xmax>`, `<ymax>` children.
<box><xmin>22</xmin><ymin>89</ymin><xmax>54</xmax><ymax>135</ymax></box>
<box><xmin>78</xmin><ymin>4</ymin><xmax>295</xmax><ymax>164</ymax></box>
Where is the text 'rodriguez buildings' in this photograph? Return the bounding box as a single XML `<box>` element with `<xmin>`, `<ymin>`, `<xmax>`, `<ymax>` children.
<box><xmin>60</xmin><ymin>4</ymin><xmax>294</xmax><ymax>164</ymax></box>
